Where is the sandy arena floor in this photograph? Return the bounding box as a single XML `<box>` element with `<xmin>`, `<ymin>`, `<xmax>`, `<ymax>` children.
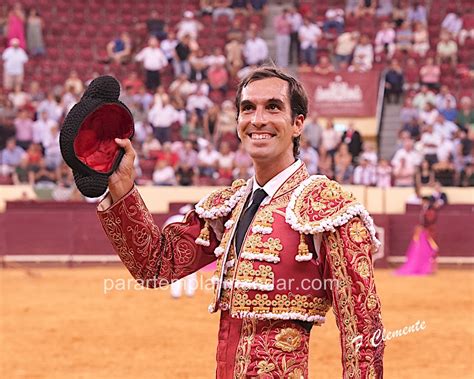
<box><xmin>1</xmin><ymin>267</ymin><xmax>473</xmax><ymax>378</ymax></box>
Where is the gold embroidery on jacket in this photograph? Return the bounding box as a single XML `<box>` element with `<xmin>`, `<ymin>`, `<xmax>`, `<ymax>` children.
<box><xmin>234</xmin><ymin>317</ymin><xmax>257</xmax><ymax>379</ymax></box>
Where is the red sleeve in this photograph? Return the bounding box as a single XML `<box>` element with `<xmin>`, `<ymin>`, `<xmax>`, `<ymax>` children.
<box><xmin>97</xmin><ymin>187</ymin><xmax>218</xmax><ymax>287</ymax></box>
<box><xmin>321</xmin><ymin>216</ymin><xmax>384</xmax><ymax>378</ymax></box>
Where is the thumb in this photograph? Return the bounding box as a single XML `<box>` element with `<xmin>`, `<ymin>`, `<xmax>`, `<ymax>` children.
<box><xmin>115</xmin><ymin>138</ymin><xmax>133</xmax><ymax>155</ymax></box>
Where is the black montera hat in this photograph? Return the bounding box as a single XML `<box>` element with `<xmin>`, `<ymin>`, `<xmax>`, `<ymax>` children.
<box><xmin>60</xmin><ymin>75</ymin><xmax>134</xmax><ymax>198</ymax></box>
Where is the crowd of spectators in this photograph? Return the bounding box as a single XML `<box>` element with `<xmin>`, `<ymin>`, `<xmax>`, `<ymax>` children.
<box><xmin>0</xmin><ymin>0</ymin><xmax>473</xmax><ymax>201</ymax></box>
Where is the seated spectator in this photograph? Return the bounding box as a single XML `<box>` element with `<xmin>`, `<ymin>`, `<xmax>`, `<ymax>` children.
<box><xmin>0</xmin><ymin>137</ymin><xmax>25</xmax><ymax>175</ymax></box>
<box><xmin>12</xmin><ymin>155</ymin><xmax>34</xmax><ymax>185</ymax></box>
<box><xmin>401</xmin><ymin>117</ymin><xmax>421</xmax><ymax>140</ymax></box>
<box><xmin>141</xmin><ymin>132</ymin><xmax>161</xmax><ymax>159</ymax></box>
<box><xmin>43</xmin><ymin>124</ymin><xmax>61</xmax><ymax>170</ymax></box>
<box><xmin>334</xmin><ymin>143</ymin><xmax>353</xmax><ymax>167</ymax></box>
<box><xmin>148</xmin><ymin>95</ymin><xmax>181</xmax><ymax>144</ymax></box>
<box><xmin>460</xmin><ymin>163</ymin><xmax>474</xmax><ymax>187</ymax></box>
<box><xmin>376</xmin><ymin>159</ymin><xmax>392</xmax><ymax>187</ymax></box>
<box><xmin>317</xmin><ymin>146</ymin><xmax>334</xmax><ymax>179</ymax></box>
<box><xmin>419</xmin><ymin>57</ymin><xmax>440</xmax><ymax>90</ymax></box>
<box><xmin>341</xmin><ymin>122</ymin><xmax>363</xmax><ymax>162</ymax></box>
<box><xmin>403</xmin><ymin>57</ymin><xmax>420</xmax><ymax>91</ymax></box>
<box><xmin>375</xmin><ymin>21</ymin><xmax>396</xmax><ymax>59</ymax></box>
<box><xmin>37</xmin><ymin>92</ymin><xmax>63</xmax><ymax>122</ymax></box>
<box><xmin>432</xmin><ymin>160</ymin><xmax>456</xmax><ymax>186</ymax></box>
<box><xmin>440</xmin><ymin>97</ymin><xmax>458</xmax><ymax>122</ymax></box>
<box><xmin>216</xmin><ymin>141</ymin><xmax>235</xmax><ymax>185</ymax></box>
<box><xmin>206</xmin><ymin>47</ymin><xmax>227</xmax><ymax>67</ymax></box>
<box><xmin>400</xmin><ymin>98</ymin><xmax>419</xmax><ymax>126</ymax></box>
<box><xmin>351</xmin><ymin>34</ymin><xmax>374</xmax><ymax>71</ymax></box>
<box><xmin>415</xmin><ymin>159</ymin><xmax>435</xmax><ymax>187</ymax></box>
<box><xmin>420</xmin><ymin>123</ymin><xmax>441</xmax><ymax>166</ymax></box>
<box><xmin>334</xmin><ymin>31</ymin><xmax>358</xmax><ymax>69</ymax></box>
<box><xmin>298</xmin><ymin>17</ymin><xmax>322</xmax><ymax>67</ymax></box>
<box><xmin>396</xmin><ymin>21</ymin><xmax>413</xmax><ymax>52</ymax></box>
<box><xmin>160</xmin><ymin>30</ymin><xmax>178</xmax><ymax>64</ymax></box>
<box><xmin>392</xmin><ymin>1</ymin><xmax>408</xmax><ymax>27</ymax></box>
<box><xmin>433</xmin><ymin>114</ymin><xmax>459</xmax><ymax>140</ymax></box>
<box><xmin>360</xmin><ymin>142</ymin><xmax>378</xmax><ymax>165</ymax></box>
<box><xmin>32</xmin><ymin>110</ymin><xmax>55</xmax><ymax>145</ymax></box>
<box><xmin>455</xmin><ymin>97</ymin><xmax>474</xmax><ymax>132</ymax></box>
<box><xmin>208</xmin><ymin>62</ymin><xmax>229</xmax><ymax>96</ymax></box>
<box><xmin>356</xmin><ymin>0</ymin><xmax>376</xmax><ymax>16</ymax></box>
<box><xmin>52</xmin><ymin>162</ymin><xmax>75</xmax><ymax>201</ymax></box>
<box><xmin>34</xmin><ymin>159</ymin><xmax>56</xmax><ymax>189</ymax></box>
<box><xmin>197</xmin><ymin>143</ymin><xmax>219</xmax><ymax>180</ymax></box>
<box><xmin>186</xmin><ymin>88</ymin><xmax>213</xmax><ymax>118</ymax></box>
<box><xmin>385</xmin><ymin>59</ymin><xmax>404</xmax><ymax>103</ymax></box>
<box><xmin>321</xmin><ymin>119</ymin><xmax>340</xmax><ymax>156</ymax></box>
<box><xmin>441</xmin><ymin>11</ymin><xmax>463</xmax><ymax>37</ymax></box>
<box><xmin>334</xmin><ymin>148</ymin><xmax>353</xmax><ymax>185</ymax></box>
<box><xmin>391</xmin><ymin>137</ymin><xmax>422</xmax><ymax>180</ymax></box>
<box><xmin>28</xmin><ymin>81</ymin><xmax>45</xmax><ymax>105</ymax></box>
<box><xmin>8</xmin><ymin>83</ymin><xmax>30</xmax><ymax>109</ymax></box>
<box><xmin>243</xmin><ymin>29</ymin><xmax>269</xmax><ymax>66</ymax></box>
<box><xmin>106</xmin><ymin>32</ymin><xmax>132</xmax><ymax>64</ymax></box>
<box><xmin>353</xmin><ymin>158</ymin><xmax>376</xmax><ymax>186</ymax></box>
<box><xmin>436</xmin><ymin>31</ymin><xmax>458</xmax><ymax>66</ymax></box>
<box><xmin>153</xmin><ymin>160</ymin><xmax>177</xmax><ymax>185</ymax></box>
<box><xmin>303</xmin><ymin>115</ymin><xmax>323</xmax><ymax>150</ymax></box>
<box><xmin>323</xmin><ymin>7</ymin><xmax>344</xmax><ymax>36</ymax></box>
<box><xmin>212</xmin><ymin>0</ymin><xmax>235</xmax><ymax>22</ymax></box>
<box><xmin>376</xmin><ymin>0</ymin><xmax>393</xmax><ymax>17</ymax></box>
<box><xmin>181</xmin><ymin>111</ymin><xmax>204</xmax><ymax>141</ymax></box>
<box><xmin>435</xmin><ymin>85</ymin><xmax>457</xmax><ymax>110</ymax></box>
<box><xmin>225</xmin><ymin>36</ymin><xmax>244</xmax><ymax>77</ymax></box>
<box><xmin>157</xmin><ymin>142</ymin><xmax>179</xmax><ymax>167</ymax></box>
<box><xmin>178</xmin><ymin>140</ymin><xmax>199</xmax><ymax>168</ymax></box>
<box><xmin>175</xmin><ymin>162</ymin><xmax>196</xmax><ymax>186</ymax></box>
<box><xmin>123</xmin><ymin>72</ymin><xmax>144</xmax><ymax>95</ymax></box>
<box><xmin>299</xmin><ymin>138</ymin><xmax>319</xmax><ymax>175</ymax></box>
<box><xmin>419</xmin><ymin>102</ymin><xmax>439</xmax><ymax>126</ymax></box>
<box><xmin>146</xmin><ymin>10</ymin><xmax>167</xmax><ymax>40</ymax></box>
<box><xmin>407</xmin><ymin>2</ymin><xmax>427</xmax><ymax>25</ymax></box>
<box><xmin>413</xmin><ymin>85</ymin><xmax>436</xmax><ymax>110</ymax></box>
<box><xmin>437</xmin><ymin>134</ymin><xmax>456</xmax><ymax>164</ymax></box>
<box><xmin>177</xmin><ymin>11</ymin><xmax>203</xmax><ymax>41</ymax></box>
<box><xmin>169</xmin><ymin>74</ymin><xmax>197</xmax><ymax>106</ymax></box>
<box><xmin>412</xmin><ymin>22</ymin><xmax>430</xmax><ymax>57</ymax></box>
<box><xmin>392</xmin><ymin>157</ymin><xmax>416</xmax><ymax>186</ymax></box>
<box><xmin>64</xmin><ymin>70</ymin><xmax>84</xmax><ymax>96</ymax></box>
<box><xmin>314</xmin><ymin>56</ymin><xmax>335</xmax><ymax>75</ymax></box>
<box><xmin>14</xmin><ymin>109</ymin><xmax>34</xmax><ymax>150</ymax></box>
<box><xmin>189</xmin><ymin>48</ymin><xmax>209</xmax><ymax>81</ymax></box>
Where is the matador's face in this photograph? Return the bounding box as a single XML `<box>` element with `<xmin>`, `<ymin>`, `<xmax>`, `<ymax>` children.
<box><xmin>237</xmin><ymin>78</ymin><xmax>303</xmax><ymax>167</ymax></box>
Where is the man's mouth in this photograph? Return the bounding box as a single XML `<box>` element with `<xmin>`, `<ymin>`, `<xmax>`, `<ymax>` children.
<box><xmin>248</xmin><ymin>133</ymin><xmax>275</xmax><ymax>140</ymax></box>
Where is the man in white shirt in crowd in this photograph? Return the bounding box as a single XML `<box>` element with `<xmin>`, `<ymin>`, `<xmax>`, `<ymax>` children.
<box><xmin>243</xmin><ymin>30</ymin><xmax>269</xmax><ymax>66</ymax></box>
<box><xmin>351</xmin><ymin>34</ymin><xmax>374</xmax><ymax>71</ymax></box>
<box><xmin>420</xmin><ymin>124</ymin><xmax>442</xmax><ymax>166</ymax></box>
<box><xmin>391</xmin><ymin>137</ymin><xmax>422</xmax><ymax>175</ymax></box>
<box><xmin>32</xmin><ymin>111</ymin><xmax>58</xmax><ymax>148</ymax></box>
<box><xmin>353</xmin><ymin>158</ymin><xmax>376</xmax><ymax>186</ymax></box>
<box><xmin>176</xmin><ymin>11</ymin><xmax>203</xmax><ymax>41</ymax></box>
<box><xmin>135</xmin><ymin>36</ymin><xmax>168</xmax><ymax>91</ymax></box>
<box><xmin>433</xmin><ymin>114</ymin><xmax>459</xmax><ymax>140</ymax></box>
<box><xmin>287</xmin><ymin>6</ymin><xmax>303</xmax><ymax>64</ymax></box>
<box><xmin>197</xmin><ymin>143</ymin><xmax>220</xmax><ymax>179</ymax></box>
<box><xmin>148</xmin><ymin>95</ymin><xmax>182</xmax><ymax>144</ymax></box>
<box><xmin>2</xmin><ymin>38</ymin><xmax>28</xmax><ymax>90</ymax></box>
<box><xmin>298</xmin><ymin>17</ymin><xmax>322</xmax><ymax>67</ymax></box>
<box><xmin>435</xmin><ymin>85</ymin><xmax>457</xmax><ymax>110</ymax></box>
<box><xmin>186</xmin><ymin>88</ymin><xmax>214</xmax><ymax>118</ymax></box>
<box><xmin>375</xmin><ymin>21</ymin><xmax>396</xmax><ymax>58</ymax></box>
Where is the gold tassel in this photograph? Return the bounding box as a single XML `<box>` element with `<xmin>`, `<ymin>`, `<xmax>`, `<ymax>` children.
<box><xmin>296</xmin><ymin>233</ymin><xmax>312</xmax><ymax>262</ymax></box>
<box><xmin>196</xmin><ymin>221</ymin><xmax>211</xmax><ymax>246</ymax></box>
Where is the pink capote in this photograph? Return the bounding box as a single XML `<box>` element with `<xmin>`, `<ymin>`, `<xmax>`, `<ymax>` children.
<box><xmin>395</xmin><ymin>226</ymin><xmax>438</xmax><ymax>276</ymax></box>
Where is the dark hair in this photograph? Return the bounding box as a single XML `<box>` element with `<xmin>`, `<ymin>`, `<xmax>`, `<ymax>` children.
<box><xmin>235</xmin><ymin>66</ymin><xmax>308</xmax><ymax>158</ymax></box>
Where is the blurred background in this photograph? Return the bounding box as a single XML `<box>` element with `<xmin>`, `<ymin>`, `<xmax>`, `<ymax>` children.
<box><xmin>0</xmin><ymin>0</ymin><xmax>473</xmax><ymax>378</ymax></box>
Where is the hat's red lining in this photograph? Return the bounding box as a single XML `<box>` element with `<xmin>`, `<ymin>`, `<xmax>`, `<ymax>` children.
<box><xmin>73</xmin><ymin>103</ymin><xmax>133</xmax><ymax>173</ymax></box>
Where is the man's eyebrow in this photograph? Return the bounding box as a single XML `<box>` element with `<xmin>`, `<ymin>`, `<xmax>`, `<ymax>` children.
<box><xmin>240</xmin><ymin>98</ymin><xmax>286</xmax><ymax>108</ymax></box>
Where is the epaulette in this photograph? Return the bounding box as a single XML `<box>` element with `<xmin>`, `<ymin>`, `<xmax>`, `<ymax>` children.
<box><xmin>286</xmin><ymin>176</ymin><xmax>380</xmax><ymax>254</ymax></box>
<box><xmin>195</xmin><ymin>178</ymin><xmax>249</xmax><ymax>220</ymax></box>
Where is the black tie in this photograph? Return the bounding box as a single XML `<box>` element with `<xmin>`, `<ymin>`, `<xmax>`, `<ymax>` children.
<box><xmin>235</xmin><ymin>188</ymin><xmax>267</xmax><ymax>256</ymax></box>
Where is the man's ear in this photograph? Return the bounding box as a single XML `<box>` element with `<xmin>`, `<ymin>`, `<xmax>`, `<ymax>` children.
<box><xmin>293</xmin><ymin>114</ymin><xmax>305</xmax><ymax>137</ymax></box>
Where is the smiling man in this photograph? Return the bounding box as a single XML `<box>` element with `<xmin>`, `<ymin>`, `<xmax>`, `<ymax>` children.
<box><xmin>97</xmin><ymin>67</ymin><xmax>384</xmax><ymax>378</ymax></box>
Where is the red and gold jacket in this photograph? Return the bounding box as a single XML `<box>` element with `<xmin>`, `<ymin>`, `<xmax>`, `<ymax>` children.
<box><xmin>97</xmin><ymin>164</ymin><xmax>384</xmax><ymax>378</ymax></box>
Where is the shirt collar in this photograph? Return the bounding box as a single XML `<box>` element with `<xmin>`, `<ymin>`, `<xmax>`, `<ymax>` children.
<box><xmin>250</xmin><ymin>159</ymin><xmax>302</xmax><ymax>205</ymax></box>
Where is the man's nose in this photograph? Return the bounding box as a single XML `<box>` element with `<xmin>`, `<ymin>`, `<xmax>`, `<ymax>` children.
<box><xmin>251</xmin><ymin>106</ymin><xmax>267</xmax><ymax>127</ymax></box>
